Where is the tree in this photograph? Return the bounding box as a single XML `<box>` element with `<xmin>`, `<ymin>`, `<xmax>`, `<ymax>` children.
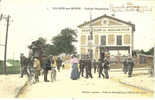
<box><xmin>38</xmin><ymin>37</ymin><xmax>46</xmax><ymax>45</ymax></box>
<box><xmin>44</xmin><ymin>44</ymin><xmax>59</xmax><ymax>56</ymax></box>
<box><xmin>140</xmin><ymin>48</ymin><xmax>154</xmax><ymax>55</ymax></box>
<box><xmin>52</xmin><ymin>28</ymin><xmax>77</xmax><ymax>55</ymax></box>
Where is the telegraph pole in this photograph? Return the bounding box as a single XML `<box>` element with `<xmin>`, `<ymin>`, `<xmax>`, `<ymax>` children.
<box><xmin>3</xmin><ymin>15</ymin><xmax>10</xmax><ymax>74</ymax></box>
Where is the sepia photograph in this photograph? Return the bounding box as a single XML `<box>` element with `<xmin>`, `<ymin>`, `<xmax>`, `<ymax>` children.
<box><xmin>0</xmin><ymin>0</ymin><xmax>155</xmax><ymax>99</ymax></box>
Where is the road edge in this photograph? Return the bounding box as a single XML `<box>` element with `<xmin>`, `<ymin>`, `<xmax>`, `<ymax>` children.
<box><xmin>119</xmin><ymin>80</ymin><xmax>154</xmax><ymax>93</ymax></box>
<box><xmin>15</xmin><ymin>80</ymin><xmax>29</xmax><ymax>98</ymax></box>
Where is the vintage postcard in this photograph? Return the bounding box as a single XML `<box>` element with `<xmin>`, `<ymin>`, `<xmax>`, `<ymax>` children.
<box><xmin>0</xmin><ymin>0</ymin><xmax>155</xmax><ymax>99</ymax></box>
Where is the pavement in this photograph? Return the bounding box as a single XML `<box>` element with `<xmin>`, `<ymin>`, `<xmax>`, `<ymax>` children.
<box><xmin>0</xmin><ymin>74</ymin><xmax>27</xmax><ymax>98</ymax></box>
<box><xmin>0</xmin><ymin>67</ymin><xmax>154</xmax><ymax>99</ymax></box>
<box><xmin>19</xmin><ymin>68</ymin><xmax>154</xmax><ymax>99</ymax></box>
<box><xmin>115</xmin><ymin>70</ymin><xmax>155</xmax><ymax>92</ymax></box>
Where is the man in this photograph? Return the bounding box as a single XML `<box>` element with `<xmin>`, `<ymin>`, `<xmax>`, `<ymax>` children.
<box><xmin>98</xmin><ymin>59</ymin><xmax>104</xmax><ymax>78</ymax></box>
<box><xmin>85</xmin><ymin>57</ymin><xmax>93</xmax><ymax>79</ymax></box>
<box><xmin>103</xmin><ymin>57</ymin><xmax>110</xmax><ymax>79</ymax></box>
<box><xmin>43</xmin><ymin>55</ymin><xmax>52</xmax><ymax>82</ymax></box>
<box><xmin>123</xmin><ymin>58</ymin><xmax>128</xmax><ymax>74</ymax></box>
<box><xmin>20</xmin><ymin>53</ymin><xmax>29</xmax><ymax>78</ymax></box>
<box><xmin>100</xmin><ymin>50</ymin><xmax>105</xmax><ymax>62</ymax></box>
<box><xmin>56</xmin><ymin>57</ymin><xmax>61</xmax><ymax>72</ymax></box>
<box><xmin>79</xmin><ymin>58</ymin><xmax>85</xmax><ymax>77</ymax></box>
<box><xmin>93</xmin><ymin>59</ymin><xmax>97</xmax><ymax>73</ymax></box>
<box><xmin>33</xmin><ymin>57</ymin><xmax>41</xmax><ymax>83</ymax></box>
<box><xmin>51</xmin><ymin>56</ymin><xmax>57</xmax><ymax>82</ymax></box>
<box><xmin>127</xmin><ymin>56</ymin><xmax>134</xmax><ymax>77</ymax></box>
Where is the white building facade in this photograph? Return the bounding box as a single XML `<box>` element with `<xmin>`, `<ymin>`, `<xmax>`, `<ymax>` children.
<box><xmin>78</xmin><ymin>14</ymin><xmax>135</xmax><ymax>60</ymax></box>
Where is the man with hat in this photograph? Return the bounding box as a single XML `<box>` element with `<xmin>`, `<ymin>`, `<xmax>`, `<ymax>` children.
<box><xmin>127</xmin><ymin>55</ymin><xmax>134</xmax><ymax>77</ymax></box>
<box><xmin>103</xmin><ymin>57</ymin><xmax>110</xmax><ymax>79</ymax></box>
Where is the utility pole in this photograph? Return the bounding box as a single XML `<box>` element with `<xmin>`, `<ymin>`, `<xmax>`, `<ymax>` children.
<box><xmin>0</xmin><ymin>14</ymin><xmax>10</xmax><ymax>74</ymax></box>
<box><xmin>3</xmin><ymin>15</ymin><xmax>10</xmax><ymax>74</ymax></box>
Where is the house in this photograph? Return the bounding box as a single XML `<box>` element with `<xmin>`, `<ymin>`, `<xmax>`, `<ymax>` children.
<box><xmin>78</xmin><ymin>14</ymin><xmax>135</xmax><ymax>60</ymax></box>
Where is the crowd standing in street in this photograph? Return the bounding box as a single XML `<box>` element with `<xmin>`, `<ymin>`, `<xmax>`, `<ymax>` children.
<box><xmin>20</xmin><ymin>43</ymin><xmax>138</xmax><ymax>85</ymax></box>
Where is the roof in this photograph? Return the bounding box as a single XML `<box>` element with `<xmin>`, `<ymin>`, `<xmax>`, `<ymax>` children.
<box><xmin>78</xmin><ymin>14</ymin><xmax>135</xmax><ymax>31</ymax></box>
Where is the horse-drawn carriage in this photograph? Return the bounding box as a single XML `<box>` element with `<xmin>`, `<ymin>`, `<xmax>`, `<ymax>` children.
<box><xmin>21</xmin><ymin>40</ymin><xmax>45</xmax><ymax>84</ymax></box>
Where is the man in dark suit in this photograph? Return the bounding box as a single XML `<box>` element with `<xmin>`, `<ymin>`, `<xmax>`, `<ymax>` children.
<box><xmin>103</xmin><ymin>58</ymin><xmax>110</xmax><ymax>79</ymax></box>
<box><xmin>56</xmin><ymin>57</ymin><xmax>61</xmax><ymax>72</ymax></box>
<box><xmin>79</xmin><ymin>59</ymin><xmax>85</xmax><ymax>77</ymax></box>
<box><xmin>85</xmin><ymin>57</ymin><xmax>93</xmax><ymax>79</ymax></box>
<box><xmin>98</xmin><ymin>59</ymin><xmax>104</xmax><ymax>78</ymax></box>
<box><xmin>20</xmin><ymin>54</ymin><xmax>29</xmax><ymax>78</ymax></box>
<box><xmin>100</xmin><ymin>50</ymin><xmax>105</xmax><ymax>62</ymax></box>
<box><xmin>127</xmin><ymin>56</ymin><xmax>134</xmax><ymax>77</ymax></box>
<box><xmin>93</xmin><ymin>59</ymin><xmax>98</xmax><ymax>73</ymax></box>
<box><xmin>43</xmin><ymin>55</ymin><xmax>53</xmax><ymax>82</ymax></box>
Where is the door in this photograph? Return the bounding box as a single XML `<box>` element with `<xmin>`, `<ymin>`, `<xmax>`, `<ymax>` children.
<box><xmin>101</xmin><ymin>36</ymin><xmax>106</xmax><ymax>45</ymax></box>
<box><xmin>117</xmin><ymin>35</ymin><xmax>122</xmax><ymax>45</ymax></box>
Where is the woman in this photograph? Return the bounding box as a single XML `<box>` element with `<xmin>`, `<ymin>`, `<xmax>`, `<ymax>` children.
<box><xmin>70</xmin><ymin>55</ymin><xmax>80</xmax><ymax>80</ymax></box>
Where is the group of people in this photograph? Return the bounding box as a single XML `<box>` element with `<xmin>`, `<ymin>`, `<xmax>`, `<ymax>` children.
<box><xmin>20</xmin><ymin>51</ymin><xmax>135</xmax><ymax>83</ymax></box>
<box><xmin>122</xmin><ymin>55</ymin><xmax>135</xmax><ymax>77</ymax></box>
<box><xmin>70</xmin><ymin>54</ymin><xmax>135</xmax><ymax>80</ymax></box>
<box><xmin>70</xmin><ymin>54</ymin><xmax>110</xmax><ymax>80</ymax></box>
<box><xmin>20</xmin><ymin>53</ymin><xmax>64</xmax><ymax>83</ymax></box>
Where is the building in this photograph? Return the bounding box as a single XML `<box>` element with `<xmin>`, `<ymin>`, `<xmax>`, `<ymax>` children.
<box><xmin>78</xmin><ymin>14</ymin><xmax>135</xmax><ymax>60</ymax></box>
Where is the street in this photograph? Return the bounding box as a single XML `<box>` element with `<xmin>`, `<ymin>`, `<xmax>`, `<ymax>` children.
<box><xmin>19</xmin><ymin>68</ymin><xmax>154</xmax><ymax>98</ymax></box>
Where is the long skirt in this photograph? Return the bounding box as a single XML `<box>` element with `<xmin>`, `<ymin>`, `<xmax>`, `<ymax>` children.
<box><xmin>71</xmin><ymin>63</ymin><xmax>80</xmax><ymax>80</ymax></box>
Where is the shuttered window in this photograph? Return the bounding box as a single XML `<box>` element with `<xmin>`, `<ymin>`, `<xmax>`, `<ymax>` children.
<box><xmin>81</xmin><ymin>48</ymin><xmax>86</xmax><ymax>54</ymax></box>
<box><xmin>124</xmin><ymin>34</ymin><xmax>130</xmax><ymax>44</ymax></box>
<box><xmin>81</xmin><ymin>35</ymin><xmax>86</xmax><ymax>44</ymax></box>
<box><xmin>108</xmin><ymin>34</ymin><xmax>115</xmax><ymax>45</ymax></box>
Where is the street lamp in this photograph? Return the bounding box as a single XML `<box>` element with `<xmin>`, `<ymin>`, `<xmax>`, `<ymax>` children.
<box><xmin>88</xmin><ymin>11</ymin><xmax>93</xmax><ymax>60</ymax></box>
<box><xmin>0</xmin><ymin>14</ymin><xmax>10</xmax><ymax>74</ymax></box>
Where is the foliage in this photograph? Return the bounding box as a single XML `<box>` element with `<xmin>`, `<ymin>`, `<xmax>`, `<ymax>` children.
<box><xmin>27</xmin><ymin>28</ymin><xmax>77</xmax><ymax>57</ymax></box>
<box><xmin>51</xmin><ymin>28</ymin><xmax>77</xmax><ymax>55</ymax></box>
<box><xmin>44</xmin><ymin>44</ymin><xmax>59</xmax><ymax>56</ymax></box>
<box><xmin>139</xmin><ymin>48</ymin><xmax>154</xmax><ymax>55</ymax></box>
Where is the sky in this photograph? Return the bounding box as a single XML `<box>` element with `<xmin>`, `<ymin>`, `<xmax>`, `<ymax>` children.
<box><xmin>0</xmin><ymin>0</ymin><xmax>155</xmax><ymax>60</ymax></box>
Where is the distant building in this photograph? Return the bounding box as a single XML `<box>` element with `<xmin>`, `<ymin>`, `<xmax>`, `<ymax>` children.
<box><xmin>78</xmin><ymin>14</ymin><xmax>135</xmax><ymax>60</ymax></box>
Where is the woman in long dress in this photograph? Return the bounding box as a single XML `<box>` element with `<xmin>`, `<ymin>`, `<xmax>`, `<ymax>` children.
<box><xmin>70</xmin><ymin>55</ymin><xmax>80</xmax><ymax>80</ymax></box>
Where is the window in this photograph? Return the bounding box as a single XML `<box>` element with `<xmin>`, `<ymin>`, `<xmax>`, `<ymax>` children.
<box><xmin>108</xmin><ymin>34</ymin><xmax>115</xmax><ymax>45</ymax></box>
<box><xmin>117</xmin><ymin>35</ymin><xmax>122</xmax><ymax>45</ymax></box>
<box><xmin>81</xmin><ymin>48</ymin><xmax>86</xmax><ymax>54</ymax></box>
<box><xmin>101</xmin><ymin>36</ymin><xmax>106</xmax><ymax>45</ymax></box>
<box><xmin>81</xmin><ymin>35</ymin><xmax>86</xmax><ymax>44</ymax></box>
<box><xmin>124</xmin><ymin>34</ymin><xmax>130</xmax><ymax>44</ymax></box>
